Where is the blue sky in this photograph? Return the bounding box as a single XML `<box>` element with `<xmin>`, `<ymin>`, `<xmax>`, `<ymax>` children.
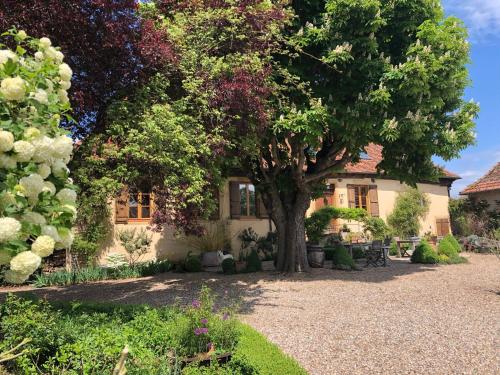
<box><xmin>436</xmin><ymin>0</ymin><xmax>500</xmax><ymax>196</ymax></box>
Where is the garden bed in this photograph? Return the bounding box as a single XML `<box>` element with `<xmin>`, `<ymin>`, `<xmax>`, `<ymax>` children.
<box><xmin>0</xmin><ymin>288</ymin><xmax>306</xmax><ymax>375</ymax></box>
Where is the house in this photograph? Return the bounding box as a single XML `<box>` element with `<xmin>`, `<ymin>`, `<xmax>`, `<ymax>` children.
<box><xmin>459</xmin><ymin>162</ymin><xmax>500</xmax><ymax>211</ymax></box>
<box><xmin>101</xmin><ymin>144</ymin><xmax>458</xmax><ymax>264</ymax></box>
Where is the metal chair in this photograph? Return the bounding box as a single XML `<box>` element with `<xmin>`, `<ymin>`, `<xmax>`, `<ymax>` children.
<box><xmin>365</xmin><ymin>240</ymin><xmax>386</xmax><ymax>267</ymax></box>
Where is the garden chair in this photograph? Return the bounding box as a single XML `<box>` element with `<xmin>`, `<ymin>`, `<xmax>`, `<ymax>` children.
<box><xmin>365</xmin><ymin>240</ymin><xmax>386</xmax><ymax>267</ymax></box>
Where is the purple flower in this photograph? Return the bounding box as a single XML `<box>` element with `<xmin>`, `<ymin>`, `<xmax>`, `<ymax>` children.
<box><xmin>191</xmin><ymin>299</ymin><xmax>201</xmax><ymax>309</ymax></box>
<box><xmin>222</xmin><ymin>312</ymin><xmax>230</xmax><ymax>321</ymax></box>
<box><xmin>201</xmin><ymin>318</ymin><xmax>208</xmax><ymax>325</ymax></box>
<box><xmin>194</xmin><ymin>327</ymin><xmax>209</xmax><ymax>336</ymax></box>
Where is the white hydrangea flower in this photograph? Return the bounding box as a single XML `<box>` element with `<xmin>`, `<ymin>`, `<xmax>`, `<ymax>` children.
<box><xmin>52</xmin><ymin>135</ymin><xmax>73</xmax><ymax>159</ymax></box>
<box><xmin>38</xmin><ymin>163</ymin><xmax>51</xmax><ymax>179</ymax></box>
<box><xmin>0</xmin><ymin>154</ymin><xmax>17</xmax><ymax>170</ymax></box>
<box><xmin>17</xmin><ymin>30</ymin><xmax>27</xmax><ymax>40</ymax></box>
<box><xmin>0</xmin><ymin>192</ymin><xmax>16</xmax><ymax>208</ymax></box>
<box><xmin>10</xmin><ymin>251</ymin><xmax>41</xmax><ymax>275</ymax></box>
<box><xmin>0</xmin><ymin>217</ymin><xmax>21</xmax><ymax>242</ymax></box>
<box><xmin>4</xmin><ymin>270</ymin><xmax>29</xmax><ymax>284</ymax></box>
<box><xmin>42</xmin><ymin>181</ymin><xmax>56</xmax><ymax>195</ymax></box>
<box><xmin>34</xmin><ymin>51</ymin><xmax>44</xmax><ymax>61</ymax></box>
<box><xmin>0</xmin><ymin>49</ymin><xmax>18</xmax><ymax>65</ymax></box>
<box><xmin>39</xmin><ymin>37</ymin><xmax>52</xmax><ymax>49</ymax></box>
<box><xmin>22</xmin><ymin>211</ymin><xmax>46</xmax><ymax>226</ymax></box>
<box><xmin>41</xmin><ymin>225</ymin><xmax>60</xmax><ymax>242</ymax></box>
<box><xmin>13</xmin><ymin>140</ymin><xmax>35</xmax><ymax>162</ymax></box>
<box><xmin>33</xmin><ymin>88</ymin><xmax>49</xmax><ymax>104</ymax></box>
<box><xmin>0</xmin><ymin>130</ymin><xmax>14</xmax><ymax>152</ymax></box>
<box><xmin>52</xmin><ymin>159</ymin><xmax>69</xmax><ymax>178</ymax></box>
<box><xmin>0</xmin><ymin>250</ymin><xmax>12</xmax><ymax>265</ymax></box>
<box><xmin>0</xmin><ymin>76</ymin><xmax>26</xmax><ymax>101</ymax></box>
<box><xmin>58</xmin><ymin>63</ymin><xmax>72</xmax><ymax>81</ymax></box>
<box><xmin>24</xmin><ymin>127</ymin><xmax>41</xmax><ymax>140</ymax></box>
<box><xmin>31</xmin><ymin>235</ymin><xmax>55</xmax><ymax>257</ymax></box>
<box><xmin>59</xmin><ymin>80</ymin><xmax>71</xmax><ymax>90</ymax></box>
<box><xmin>19</xmin><ymin>174</ymin><xmax>45</xmax><ymax>199</ymax></box>
<box><xmin>31</xmin><ymin>135</ymin><xmax>54</xmax><ymax>163</ymax></box>
<box><xmin>44</xmin><ymin>46</ymin><xmax>62</xmax><ymax>62</ymax></box>
<box><xmin>57</xmin><ymin>89</ymin><xmax>69</xmax><ymax>104</ymax></box>
<box><xmin>56</xmin><ymin>188</ymin><xmax>76</xmax><ymax>203</ymax></box>
<box><xmin>55</xmin><ymin>230</ymin><xmax>74</xmax><ymax>250</ymax></box>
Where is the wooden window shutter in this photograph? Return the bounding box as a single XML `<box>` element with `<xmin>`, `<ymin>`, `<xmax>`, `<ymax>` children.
<box><xmin>368</xmin><ymin>185</ymin><xmax>379</xmax><ymax>217</ymax></box>
<box><xmin>256</xmin><ymin>194</ymin><xmax>269</xmax><ymax>218</ymax></box>
<box><xmin>229</xmin><ymin>181</ymin><xmax>241</xmax><ymax>219</ymax></box>
<box><xmin>209</xmin><ymin>189</ymin><xmax>220</xmax><ymax>221</ymax></box>
<box><xmin>347</xmin><ymin>185</ymin><xmax>356</xmax><ymax>208</ymax></box>
<box><xmin>436</xmin><ymin>218</ymin><xmax>450</xmax><ymax>236</ymax></box>
<box><xmin>115</xmin><ymin>189</ymin><xmax>129</xmax><ymax>224</ymax></box>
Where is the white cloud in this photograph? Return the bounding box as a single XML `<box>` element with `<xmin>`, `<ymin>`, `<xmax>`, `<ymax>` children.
<box><xmin>443</xmin><ymin>0</ymin><xmax>500</xmax><ymax>41</ymax></box>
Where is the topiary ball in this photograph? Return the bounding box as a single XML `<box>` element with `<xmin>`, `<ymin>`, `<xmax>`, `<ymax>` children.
<box><xmin>331</xmin><ymin>245</ymin><xmax>355</xmax><ymax>268</ymax></box>
<box><xmin>411</xmin><ymin>240</ymin><xmax>438</xmax><ymax>264</ymax></box>
<box><xmin>245</xmin><ymin>249</ymin><xmax>262</xmax><ymax>272</ymax></box>
<box><xmin>437</xmin><ymin>238</ymin><xmax>458</xmax><ymax>258</ymax></box>
<box><xmin>221</xmin><ymin>258</ymin><xmax>236</xmax><ymax>274</ymax></box>
<box><xmin>184</xmin><ymin>254</ymin><xmax>202</xmax><ymax>272</ymax></box>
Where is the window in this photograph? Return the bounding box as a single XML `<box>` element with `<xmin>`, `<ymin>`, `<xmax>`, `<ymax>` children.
<box><xmin>128</xmin><ymin>192</ymin><xmax>152</xmax><ymax>221</ymax></box>
<box><xmin>239</xmin><ymin>183</ymin><xmax>256</xmax><ymax>217</ymax></box>
<box><xmin>353</xmin><ymin>185</ymin><xmax>369</xmax><ymax>211</ymax></box>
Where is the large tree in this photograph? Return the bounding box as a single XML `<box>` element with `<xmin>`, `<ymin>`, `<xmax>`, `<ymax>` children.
<box><xmin>134</xmin><ymin>0</ymin><xmax>477</xmax><ymax>272</ymax></box>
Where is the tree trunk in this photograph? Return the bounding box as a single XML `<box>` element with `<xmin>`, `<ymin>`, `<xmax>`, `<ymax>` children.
<box><xmin>271</xmin><ymin>190</ymin><xmax>311</xmax><ymax>273</ymax></box>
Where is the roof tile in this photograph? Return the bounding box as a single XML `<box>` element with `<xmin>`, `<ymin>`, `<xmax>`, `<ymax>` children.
<box><xmin>460</xmin><ymin>162</ymin><xmax>500</xmax><ymax>194</ymax></box>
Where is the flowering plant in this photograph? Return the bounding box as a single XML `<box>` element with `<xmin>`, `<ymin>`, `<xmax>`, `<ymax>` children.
<box><xmin>174</xmin><ymin>286</ymin><xmax>239</xmax><ymax>357</ymax></box>
<box><xmin>0</xmin><ymin>29</ymin><xmax>76</xmax><ymax>284</ymax></box>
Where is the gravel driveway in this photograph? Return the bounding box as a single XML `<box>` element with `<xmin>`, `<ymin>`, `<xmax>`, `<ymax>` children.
<box><xmin>1</xmin><ymin>254</ymin><xmax>499</xmax><ymax>374</ymax></box>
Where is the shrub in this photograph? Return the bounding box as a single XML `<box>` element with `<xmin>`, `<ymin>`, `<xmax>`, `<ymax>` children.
<box><xmin>245</xmin><ymin>249</ymin><xmax>262</xmax><ymax>272</ymax></box>
<box><xmin>331</xmin><ymin>245</ymin><xmax>355</xmax><ymax>269</ymax></box>
<box><xmin>438</xmin><ymin>254</ymin><xmax>468</xmax><ymax>264</ymax></box>
<box><xmin>389</xmin><ymin>241</ymin><xmax>398</xmax><ymax>256</ymax></box>
<box><xmin>306</xmin><ymin>207</ymin><xmax>367</xmax><ymax>243</ymax></box>
<box><xmin>221</xmin><ymin>258</ymin><xmax>236</xmax><ymax>275</ymax></box>
<box><xmin>183</xmin><ymin>252</ymin><xmax>202</xmax><ymax>272</ymax></box>
<box><xmin>115</xmin><ymin>228</ymin><xmax>153</xmax><ymax>265</ymax></box>
<box><xmin>437</xmin><ymin>238</ymin><xmax>458</xmax><ymax>258</ymax></box>
<box><xmin>362</xmin><ymin>217</ymin><xmax>390</xmax><ymax>240</ymax></box>
<box><xmin>351</xmin><ymin>246</ymin><xmax>365</xmax><ymax>259</ymax></box>
<box><xmin>411</xmin><ymin>240</ymin><xmax>438</xmax><ymax>264</ymax></box>
<box><xmin>443</xmin><ymin>234</ymin><xmax>461</xmax><ymax>253</ymax></box>
<box><xmin>388</xmin><ymin>189</ymin><xmax>430</xmax><ymax>238</ymax></box>
<box><xmin>323</xmin><ymin>246</ymin><xmax>334</xmax><ymax>260</ymax></box>
<box><xmin>71</xmin><ymin>236</ymin><xmax>99</xmax><ymax>264</ymax></box>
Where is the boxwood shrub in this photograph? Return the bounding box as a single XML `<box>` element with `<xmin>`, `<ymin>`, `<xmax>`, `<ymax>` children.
<box><xmin>411</xmin><ymin>240</ymin><xmax>438</xmax><ymax>264</ymax></box>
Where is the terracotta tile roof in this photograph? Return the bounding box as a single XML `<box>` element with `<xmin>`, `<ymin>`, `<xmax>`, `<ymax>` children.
<box><xmin>460</xmin><ymin>162</ymin><xmax>500</xmax><ymax>195</ymax></box>
<box><xmin>341</xmin><ymin>144</ymin><xmax>459</xmax><ymax>179</ymax></box>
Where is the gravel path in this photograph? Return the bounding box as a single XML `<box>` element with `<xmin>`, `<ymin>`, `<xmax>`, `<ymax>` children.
<box><xmin>1</xmin><ymin>254</ymin><xmax>499</xmax><ymax>374</ymax></box>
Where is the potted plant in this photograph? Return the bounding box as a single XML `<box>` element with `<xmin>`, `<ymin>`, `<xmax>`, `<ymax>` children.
<box><xmin>257</xmin><ymin>231</ymin><xmax>277</xmax><ymax>271</ymax></box>
<box><xmin>304</xmin><ymin>209</ymin><xmax>331</xmax><ymax>268</ymax></box>
<box><xmin>184</xmin><ymin>222</ymin><xmax>229</xmax><ymax>268</ymax></box>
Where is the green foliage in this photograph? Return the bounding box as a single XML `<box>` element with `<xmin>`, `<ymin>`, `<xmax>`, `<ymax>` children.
<box><xmin>32</xmin><ymin>260</ymin><xmax>173</xmax><ymax>287</ymax></box>
<box><xmin>362</xmin><ymin>216</ymin><xmax>390</xmax><ymax>240</ymax></box>
<box><xmin>305</xmin><ymin>207</ymin><xmax>367</xmax><ymax>243</ymax></box>
<box><xmin>70</xmin><ymin>236</ymin><xmax>99</xmax><ymax>263</ymax></box>
<box><xmin>183</xmin><ymin>252</ymin><xmax>202</xmax><ymax>272</ymax></box>
<box><xmin>245</xmin><ymin>250</ymin><xmax>262</xmax><ymax>273</ymax></box>
<box><xmin>330</xmin><ymin>244</ymin><xmax>355</xmax><ymax>269</ymax></box>
<box><xmin>115</xmin><ymin>228</ymin><xmax>153</xmax><ymax>265</ymax></box>
<box><xmin>389</xmin><ymin>241</ymin><xmax>398</xmax><ymax>256</ymax></box>
<box><xmin>173</xmin><ymin>286</ymin><xmax>239</xmax><ymax>357</ymax></box>
<box><xmin>449</xmin><ymin>197</ymin><xmax>499</xmax><ymax>237</ymax></box>
<box><xmin>411</xmin><ymin>240</ymin><xmax>438</xmax><ymax>264</ymax></box>
<box><xmin>351</xmin><ymin>246</ymin><xmax>365</xmax><ymax>260</ymax></box>
<box><xmin>185</xmin><ymin>222</ymin><xmax>229</xmax><ymax>253</ymax></box>
<box><xmin>221</xmin><ymin>258</ymin><xmax>236</xmax><ymax>275</ymax></box>
<box><xmin>437</xmin><ymin>236</ymin><xmax>458</xmax><ymax>257</ymax></box>
<box><xmin>388</xmin><ymin>189</ymin><xmax>430</xmax><ymax>237</ymax></box>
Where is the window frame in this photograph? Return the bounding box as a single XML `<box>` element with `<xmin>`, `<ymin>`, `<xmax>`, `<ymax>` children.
<box><xmin>238</xmin><ymin>182</ymin><xmax>257</xmax><ymax>218</ymax></box>
<box><xmin>127</xmin><ymin>192</ymin><xmax>153</xmax><ymax>223</ymax></box>
<box><xmin>352</xmin><ymin>185</ymin><xmax>370</xmax><ymax>214</ymax></box>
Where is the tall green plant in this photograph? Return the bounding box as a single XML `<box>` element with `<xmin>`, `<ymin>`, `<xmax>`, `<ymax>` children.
<box><xmin>305</xmin><ymin>207</ymin><xmax>367</xmax><ymax>243</ymax></box>
<box><xmin>388</xmin><ymin>189</ymin><xmax>429</xmax><ymax>238</ymax></box>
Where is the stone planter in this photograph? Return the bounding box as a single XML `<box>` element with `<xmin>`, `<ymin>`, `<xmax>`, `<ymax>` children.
<box><xmin>201</xmin><ymin>251</ymin><xmax>219</xmax><ymax>267</ymax></box>
<box><xmin>261</xmin><ymin>260</ymin><xmax>275</xmax><ymax>271</ymax></box>
<box><xmin>307</xmin><ymin>244</ymin><xmax>325</xmax><ymax>268</ymax></box>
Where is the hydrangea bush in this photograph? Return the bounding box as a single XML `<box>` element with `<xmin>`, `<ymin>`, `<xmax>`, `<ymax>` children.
<box><xmin>0</xmin><ymin>29</ymin><xmax>76</xmax><ymax>284</ymax></box>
